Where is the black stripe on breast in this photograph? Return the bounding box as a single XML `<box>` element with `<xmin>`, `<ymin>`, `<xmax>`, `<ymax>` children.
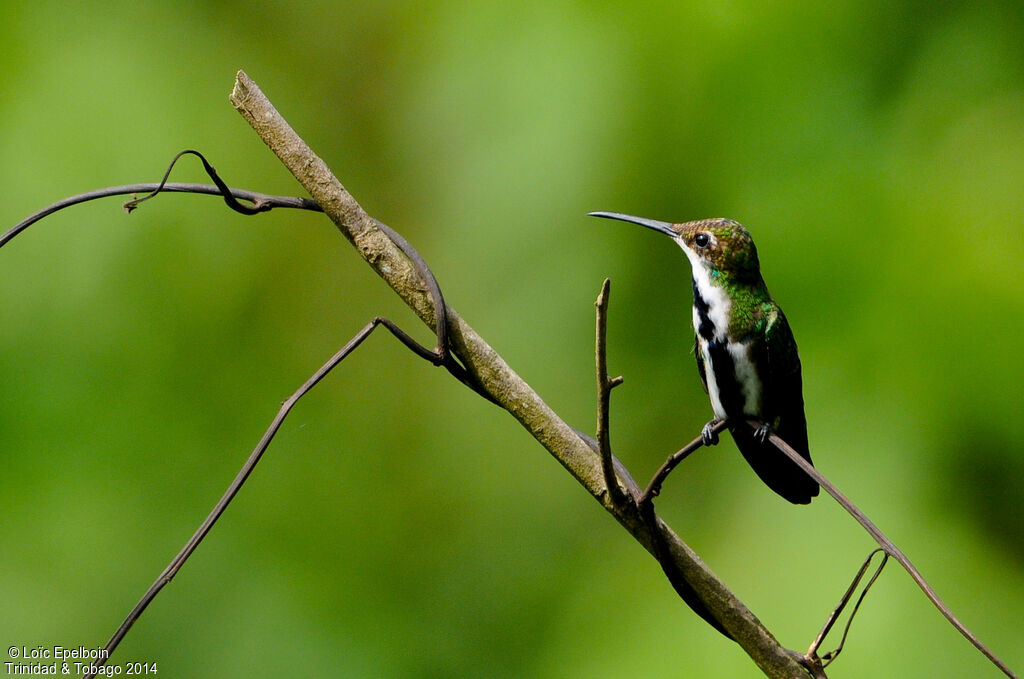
<box><xmin>706</xmin><ymin>339</ymin><xmax>745</xmax><ymax>417</ymax></box>
<box><xmin>692</xmin><ymin>277</ymin><xmax>715</xmax><ymax>340</ymax></box>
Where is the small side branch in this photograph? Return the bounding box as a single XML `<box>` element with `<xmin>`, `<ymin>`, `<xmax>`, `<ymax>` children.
<box><xmin>806</xmin><ymin>548</ymin><xmax>888</xmax><ymax>668</ymax></box>
<box><xmin>0</xmin><ymin>183</ymin><xmax>320</xmax><ymax>249</ymax></box>
<box><xmin>639</xmin><ymin>419</ymin><xmax>727</xmax><ymax>506</ymax></box>
<box><xmin>595</xmin><ymin>278</ymin><xmax>628</xmax><ymax>508</ymax></box>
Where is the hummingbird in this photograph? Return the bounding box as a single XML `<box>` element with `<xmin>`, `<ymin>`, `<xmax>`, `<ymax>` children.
<box><xmin>590</xmin><ymin>211</ymin><xmax>819</xmax><ymax>504</ymax></box>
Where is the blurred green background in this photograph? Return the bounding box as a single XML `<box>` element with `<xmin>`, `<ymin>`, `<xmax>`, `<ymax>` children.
<box><xmin>2</xmin><ymin>1</ymin><xmax>1022</xmax><ymax>677</ymax></box>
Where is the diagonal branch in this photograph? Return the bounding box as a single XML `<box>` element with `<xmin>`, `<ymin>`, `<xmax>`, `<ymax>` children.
<box><xmin>229</xmin><ymin>70</ymin><xmax>809</xmax><ymax>678</ymax></box>
<box><xmin>87</xmin><ymin>318</ymin><xmax>381</xmax><ymax>674</ymax></box>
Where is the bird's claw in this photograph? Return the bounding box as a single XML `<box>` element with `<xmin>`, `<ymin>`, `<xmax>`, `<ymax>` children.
<box><xmin>701</xmin><ymin>420</ymin><xmax>720</xmax><ymax>446</ymax></box>
<box><xmin>754</xmin><ymin>422</ymin><xmax>771</xmax><ymax>445</ymax></box>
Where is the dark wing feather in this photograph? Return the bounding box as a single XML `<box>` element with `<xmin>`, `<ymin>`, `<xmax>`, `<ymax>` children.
<box><xmin>730</xmin><ymin>307</ymin><xmax>819</xmax><ymax>504</ymax></box>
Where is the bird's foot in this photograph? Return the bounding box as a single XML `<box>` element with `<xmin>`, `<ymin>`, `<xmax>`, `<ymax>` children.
<box><xmin>754</xmin><ymin>422</ymin><xmax>771</xmax><ymax>445</ymax></box>
<box><xmin>701</xmin><ymin>420</ymin><xmax>721</xmax><ymax>447</ymax></box>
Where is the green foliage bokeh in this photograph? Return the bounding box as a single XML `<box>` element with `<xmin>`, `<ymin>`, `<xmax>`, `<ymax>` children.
<box><xmin>2</xmin><ymin>2</ymin><xmax>1022</xmax><ymax>677</ymax></box>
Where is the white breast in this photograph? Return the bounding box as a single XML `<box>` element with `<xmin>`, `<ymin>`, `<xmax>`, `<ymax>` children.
<box><xmin>683</xmin><ymin>251</ymin><xmax>731</xmax><ymax>342</ymax></box>
<box><xmin>728</xmin><ymin>341</ymin><xmax>762</xmax><ymax>415</ymax></box>
<box><xmin>696</xmin><ymin>338</ymin><xmax>727</xmax><ymax>418</ymax></box>
<box><xmin>696</xmin><ymin>337</ymin><xmax>762</xmax><ymax>419</ymax></box>
<box><xmin>678</xmin><ymin>242</ymin><xmax>762</xmax><ymax>418</ymax></box>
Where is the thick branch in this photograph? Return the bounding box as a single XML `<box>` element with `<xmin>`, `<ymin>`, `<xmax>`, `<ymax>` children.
<box><xmin>229</xmin><ymin>70</ymin><xmax>808</xmax><ymax>678</ymax></box>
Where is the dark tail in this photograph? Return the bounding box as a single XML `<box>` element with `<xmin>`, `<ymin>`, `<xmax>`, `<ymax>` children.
<box><xmin>729</xmin><ymin>422</ymin><xmax>819</xmax><ymax>504</ymax></box>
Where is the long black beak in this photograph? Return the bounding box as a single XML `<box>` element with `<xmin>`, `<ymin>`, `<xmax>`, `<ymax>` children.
<box><xmin>587</xmin><ymin>211</ymin><xmax>677</xmax><ymax>238</ymax></box>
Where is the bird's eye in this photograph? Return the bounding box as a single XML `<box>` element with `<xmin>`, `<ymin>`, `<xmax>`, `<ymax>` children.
<box><xmin>694</xmin><ymin>233</ymin><xmax>710</xmax><ymax>248</ymax></box>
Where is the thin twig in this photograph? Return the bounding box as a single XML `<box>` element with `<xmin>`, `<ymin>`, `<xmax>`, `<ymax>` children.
<box><xmin>639</xmin><ymin>419</ymin><xmax>727</xmax><ymax>506</ymax></box>
<box><xmin>83</xmin><ymin>315</ymin><xmax>463</xmax><ymax>679</ymax></box>
<box><xmin>595</xmin><ymin>278</ymin><xmax>628</xmax><ymax>508</ymax></box>
<box><xmin>84</xmin><ymin>319</ymin><xmax>374</xmax><ymax>676</ymax></box>
<box><xmin>819</xmin><ymin>550</ymin><xmax>888</xmax><ymax>666</ymax></box>
<box><xmin>806</xmin><ymin>548</ymin><xmax>888</xmax><ymax>665</ymax></box>
<box><xmin>753</xmin><ymin>421</ymin><xmax>1018</xmax><ymax>679</ymax></box>
<box><xmin>0</xmin><ymin>183</ymin><xmax>320</xmax><ymax>249</ymax></box>
<box><xmin>122</xmin><ymin>150</ymin><xmax>274</xmax><ymax>215</ymax></box>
